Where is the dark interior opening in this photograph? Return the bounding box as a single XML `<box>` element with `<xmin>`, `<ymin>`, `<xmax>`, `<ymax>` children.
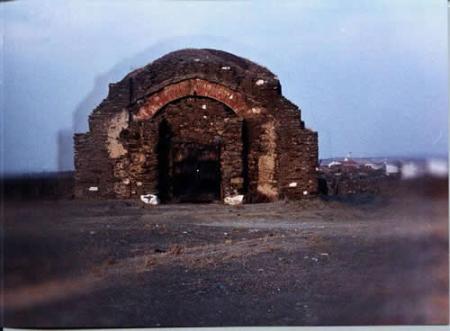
<box><xmin>157</xmin><ymin>119</ymin><xmax>221</xmax><ymax>203</ymax></box>
<box><xmin>172</xmin><ymin>142</ymin><xmax>221</xmax><ymax>202</ymax></box>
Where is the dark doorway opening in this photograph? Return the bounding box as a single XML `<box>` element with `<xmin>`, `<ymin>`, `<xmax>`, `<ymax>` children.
<box><xmin>172</xmin><ymin>142</ymin><xmax>221</xmax><ymax>202</ymax></box>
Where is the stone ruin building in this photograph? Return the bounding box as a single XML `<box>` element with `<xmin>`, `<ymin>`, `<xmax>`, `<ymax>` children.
<box><xmin>74</xmin><ymin>49</ymin><xmax>318</xmax><ymax>203</ymax></box>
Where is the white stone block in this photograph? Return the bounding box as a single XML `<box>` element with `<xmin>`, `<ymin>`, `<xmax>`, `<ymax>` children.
<box><xmin>140</xmin><ymin>194</ymin><xmax>160</xmax><ymax>205</ymax></box>
<box><xmin>224</xmin><ymin>195</ymin><xmax>244</xmax><ymax>205</ymax></box>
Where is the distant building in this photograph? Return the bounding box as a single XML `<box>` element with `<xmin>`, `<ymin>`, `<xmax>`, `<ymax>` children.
<box><xmin>341</xmin><ymin>159</ymin><xmax>359</xmax><ymax>169</ymax></box>
<box><xmin>401</xmin><ymin>162</ymin><xmax>420</xmax><ymax>179</ymax></box>
<box><xmin>328</xmin><ymin>161</ymin><xmax>342</xmax><ymax>168</ymax></box>
<box><xmin>385</xmin><ymin>163</ymin><xmax>400</xmax><ymax>176</ymax></box>
<box><xmin>426</xmin><ymin>158</ymin><xmax>448</xmax><ymax>178</ymax></box>
<box><xmin>364</xmin><ymin>162</ymin><xmax>384</xmax><ymax>171</ymax></box>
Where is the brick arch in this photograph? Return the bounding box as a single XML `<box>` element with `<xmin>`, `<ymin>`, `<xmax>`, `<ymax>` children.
<box><xmin>133</xmin><ymin>78</ymin><xmax>254</xmax><ymax>121</ymax></box>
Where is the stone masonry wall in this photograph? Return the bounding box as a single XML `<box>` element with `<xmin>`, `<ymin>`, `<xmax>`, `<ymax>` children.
<box><xmin>74</xmin><ymin>82</ymin><xmax>131</xmax><ymax>198</ymax></box>
<box><xmin>275</xmin><ymin>98</ymin><xmax>319</xmax><ymax>199</ymax></box>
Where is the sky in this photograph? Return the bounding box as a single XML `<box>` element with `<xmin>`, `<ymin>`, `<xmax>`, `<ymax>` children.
<box><xmin>1</xmin><ymin>0</ymin><xmax>448</xmax><ymax>175</ymax></box>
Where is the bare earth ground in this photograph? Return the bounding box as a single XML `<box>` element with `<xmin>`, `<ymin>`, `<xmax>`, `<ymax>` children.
<box><xmin>3</xmin><ymin>179</ymin><xmax>449</xmax><ymax>327</ymax></box>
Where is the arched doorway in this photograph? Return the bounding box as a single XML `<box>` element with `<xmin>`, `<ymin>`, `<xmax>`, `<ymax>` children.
<box><xmin>154</xmin><ymin>96</ymin><xmax>245</xmax><ymax>203</ymax></box>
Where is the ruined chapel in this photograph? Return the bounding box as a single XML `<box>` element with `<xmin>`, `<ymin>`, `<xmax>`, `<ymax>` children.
<box><xmin>74</xmin><ymin>49</ymin><xmax>318</xmax><ymax>202</ymax></box>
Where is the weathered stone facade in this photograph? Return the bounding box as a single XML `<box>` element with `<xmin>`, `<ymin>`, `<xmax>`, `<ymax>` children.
<box><xmin>74</xmin><ymin>49</ymin><xmax>318</xmax><ymax>202</ymax></box>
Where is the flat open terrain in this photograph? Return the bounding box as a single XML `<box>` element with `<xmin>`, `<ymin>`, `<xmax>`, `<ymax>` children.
<box><xmin>3</xmin><ymin>179</ymin><xmax>449</xmax><ymax>327</ymax></box>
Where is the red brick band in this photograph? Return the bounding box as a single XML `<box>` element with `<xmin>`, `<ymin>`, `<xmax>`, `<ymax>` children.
<box><xmin>134</xmin><ymin>79</ymin><xmax>250</xmax><ymax>120</ymax></box>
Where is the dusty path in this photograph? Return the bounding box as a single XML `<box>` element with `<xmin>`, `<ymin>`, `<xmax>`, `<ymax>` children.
<box><xmin>3</xmin><ymin>188</ymin><xmax>448</xmax><ymax>327</ymax></box>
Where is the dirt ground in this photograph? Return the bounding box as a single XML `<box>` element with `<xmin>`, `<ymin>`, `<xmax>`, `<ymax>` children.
<box><xmin>3</xmin><ymin>179</ymin><xmax>449</xmax><ymax>327</ymax></box>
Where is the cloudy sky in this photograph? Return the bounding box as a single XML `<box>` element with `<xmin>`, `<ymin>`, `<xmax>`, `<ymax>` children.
<box><xmin>2</xmin><ymin>0</ymin><xmax>448</xmax><ymax>174</ymax></box>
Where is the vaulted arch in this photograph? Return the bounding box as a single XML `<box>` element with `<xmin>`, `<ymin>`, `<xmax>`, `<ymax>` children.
<box><xmin>133</xmin><ymin>78</ymin><xmax>256</xmax><ymax>121</ymax></box>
